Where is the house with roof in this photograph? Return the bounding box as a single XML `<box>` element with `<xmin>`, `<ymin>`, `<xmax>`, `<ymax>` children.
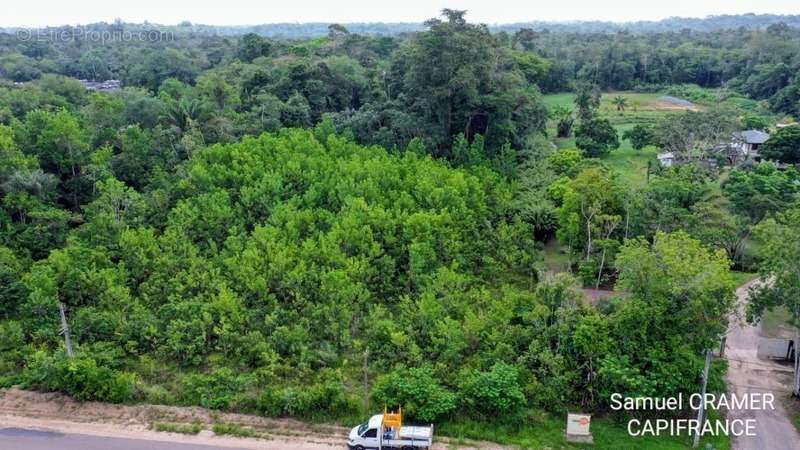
<box><xmin>657</xmin><ymin>129</ymin><xmax>772</xmax><ymax>169</ymax></box>
<box><xmin>711</xmin><ymin>129</ymin><xmax>770</xmax><ymax>166</ymax></box>
<box><xmin>79</xmin><ymin>79</ymin><xmax>122</xmax><ymax>92</ymax></box>
<box><xmin>733</xmin><ymin>130</ymin><xmax>770</xmax><ymax>158</ymax></box>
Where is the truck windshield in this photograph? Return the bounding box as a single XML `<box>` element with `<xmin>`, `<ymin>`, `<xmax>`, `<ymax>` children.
<box><xmin>357</xmin><ymin>423</ymin><xmax>368</xmax><ymax>436</ymax></box>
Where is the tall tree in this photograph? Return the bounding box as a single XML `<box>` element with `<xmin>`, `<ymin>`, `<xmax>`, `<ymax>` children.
<box><xmin>747</xmin><ymin>207</ymin><xmax>800</xmax><ymax>327</ymax></box>
<box><xmin>393</xmin><ymin>9</ymin><xmax>546</xmax><ymax>157</ymax></box>
<box><xmin>760</xmin><ymin>126</ymin><xmax>800</xmax><ymax>164</ymax></box>
<box><xmin>575</xmin><ymin>118</ymin><xmax>619</xmax><ymax>157</ymax></box>
<box><xmin>574</xmin><ymin>82</ymin><xmax>601</xmax><ymax>121</ymax></box>
<box><xmin>611</xmin><ymin>96</ymin><xmax>628</xmax><ymax>111</ymax></box>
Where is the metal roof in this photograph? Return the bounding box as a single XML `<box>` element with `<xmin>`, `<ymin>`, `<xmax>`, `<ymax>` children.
<box><xmin>737</xmin><ymin>130</ymin><xmax>770</xmax><ymax>144</ymax></box>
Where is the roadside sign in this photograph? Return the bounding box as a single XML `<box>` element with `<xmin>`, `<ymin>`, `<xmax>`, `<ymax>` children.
<box><xmin>567</xmin><ymin>413</ymin><xmax>591</xmax><ymax>436</ymax></box>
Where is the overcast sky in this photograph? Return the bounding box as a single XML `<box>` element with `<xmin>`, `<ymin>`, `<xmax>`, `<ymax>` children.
<box><xmin>1</xmin><ymin>0</ymin><xmax>798</xmax><ymax>27</ymax></box>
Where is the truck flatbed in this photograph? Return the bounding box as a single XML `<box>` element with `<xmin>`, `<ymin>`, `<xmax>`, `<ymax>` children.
<box><xmin>348</xmin><ymin>413</ymin><xmax>433</xmax><ymax>449</ymax></box>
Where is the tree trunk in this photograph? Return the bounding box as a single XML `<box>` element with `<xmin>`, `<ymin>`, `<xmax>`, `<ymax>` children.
<box><xmin>595</xmin><ymin>247</ymin><xmax>607</xmax><ymax>290</ymax></box>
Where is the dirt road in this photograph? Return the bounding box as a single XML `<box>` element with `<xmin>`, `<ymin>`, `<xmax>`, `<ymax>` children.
<box><xmin>725</xmin><ymin>280</ymin><xmax>800</xmax><ymax>450</ymax></box>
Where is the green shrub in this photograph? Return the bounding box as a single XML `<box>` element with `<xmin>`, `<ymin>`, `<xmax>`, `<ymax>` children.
<box><xmin>0</xmin><ymin>321</ymin><xmax>26</xmax><ymax>378</ymax></box>
<box><xmin>180</xmin><ymin>368</ymin><xmax>252</xmax><ymax>410</ymax></box>
<box><xmin>460</xmin><ymin>363</ymin><xmax>526</xmax><ymax>420</ymax></box>
<box><xmin>577</xmin><ymin>258</ymin><xmax>600</xmax><ymax>287</ymax></box>
<box><xmin>575</xmin><ymin>118</ymin><xmax>619</xmax><ymax>157</ymax></box>
<box><xmin>547</xmin><ymin>149</ymin><xmax>584</xmax><ymax>176</ymax></box>
<box><xmin>0</xmin><ymin>247</ymin><xmax>27</xmax><ymax>317</ymax></box>
<box><xmin>212</xmin><ymin>422</ymin><xmax>257</xmax><ymax>437</ymax></box>
<box><xmin>0</xmin><ymin>321</ymin><xmax>24</xmax><ymax>352</ymax></box>
<box><xmin>21</xmin><ymin>351</ymin><xmax>136</xmax><ymax>402</ymax></box>
<box><xmin>141</xmin><ymin>384</ymin><xmax>176</xmax><ymax>405</ymax></box>
<box><xmin>257</xmin><ymin>377</ymin><xmax>358</xmax><ymax>418</ymax></box>
<box><xmin>372</xmin><ymin>367</ymin><xmax>456</xmax><ymax>423</ymax></box>
<box><xmin>154</xmin><ymin>422</ymin><xmax>202</xmax><ymax>434</ymax></box>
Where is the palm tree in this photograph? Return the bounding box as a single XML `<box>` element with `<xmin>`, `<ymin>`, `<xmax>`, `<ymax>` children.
<box><xmin>550</xmin><ymin>105</ymin><xmax>575</xmax><ymax>138</ymax></box>
<box><xmin>612</xmin><ymin>95</ymin><xmax>628</xmax><ymax>112</ymax></box>
<box><xmin>1</xmin><ymin>169</ymin><xmax>59</xmax><ymax>201</ymax></box>
<box><xmin>163</xmin><ymin>97</ymin><xmax>205</xmax><ymax>132</ymax></box>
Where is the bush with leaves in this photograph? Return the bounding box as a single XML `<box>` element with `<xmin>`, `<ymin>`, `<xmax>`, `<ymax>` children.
<box><xmin>372</xmin><ymin>367</ymin><xmax>456</xmax><ymax>422</ymax></box>
<box><xmin>257</xmin><ymin>371</ymin><xmax>358</xmax><ymax>418</ymax></box>
<box><xmin>622</xmin><ymin>124</ymin><xmax>656</xmax><ymax>150</ymax></box>
<box><xmin>760</xmin><ymin>125</ymin><xmax>800</xmax><ymax>164</ymax></box>
<box><xmin>575</xmin><ymin>118</ymin><xmax>619</xmax><ymax>157</ymax></box>
<box><xmin>460</xmin><ymin>362</ymin><xmax>526</xmax><ymax>420</ymax></box>
<box><xmin>180</xmin><ymin>368</ymin><xmax>253</xmax><ymax>410</ymax></box>
<box><xmin>21</xmin><ymin>351</ymin><xmax>135</xmax><ymax>403</ymax></box>
<box><xmin>599</xmin><ymin>231</ymin><xmax>736</xmax><ymax>402</ymax></box>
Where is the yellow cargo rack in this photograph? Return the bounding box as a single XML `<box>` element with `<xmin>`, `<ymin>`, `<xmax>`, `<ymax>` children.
<box><xmin>383</xmin><ymin>406</ymin><xmax>402</xmax><ymax>434</ymax></box>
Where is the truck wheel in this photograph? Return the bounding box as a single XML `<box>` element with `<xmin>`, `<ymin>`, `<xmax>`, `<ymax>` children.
<box><xmin>354</xmin><ymin>446</ymin><xmax>364</xmax><ymax>450</ymax></box>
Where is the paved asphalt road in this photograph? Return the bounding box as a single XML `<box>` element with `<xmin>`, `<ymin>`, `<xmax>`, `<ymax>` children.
<box><xmin>0</xmin><ymin>427</ymin><xmax>246</xmax><ymax>450</ymax></box>
<box><xmin>726</xmin><ymin>281</ymin><xmax>800</xmax><ymax>450</ymax></box>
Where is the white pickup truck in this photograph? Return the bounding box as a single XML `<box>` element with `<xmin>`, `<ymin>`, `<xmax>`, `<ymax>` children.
<box><xmin>347</xmin><ymin>412</ymin><xmax>433</xmax><ymax>450</ymax></box>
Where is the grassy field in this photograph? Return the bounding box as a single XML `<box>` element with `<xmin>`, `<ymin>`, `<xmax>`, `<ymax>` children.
<box><xmin>605</xmin><ymin>123</ymin><xmax>658</xmax><ymax>187</ymax></box>
<box><xmin>729</xmin><ymin>271</ymin><xmax>758</xmax><ymax>288</ymax></box>
<box><xmin>549</xmin><ymin>122</ymin><xmax>656</xmax><ymax>187</ymax></box>
<box><xmin>544</xmin><ymin>90</ymin><xmax>693</xmax><ymax>187</ymax></box>
<box><xmin>543</xmin><ymin>91</ymin><xmax>697</xmax><ymax>126</ymax></box>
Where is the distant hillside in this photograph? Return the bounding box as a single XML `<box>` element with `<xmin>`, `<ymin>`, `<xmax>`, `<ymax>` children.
<box><xmin>493</xmin><ymin>14</ymin><xmax>800</xmax><ymax>34</ymax></box>
<box><xmin>3</xmin><ymin>13</ymin><xmax>800</xmax><ymax>38</ymax></box>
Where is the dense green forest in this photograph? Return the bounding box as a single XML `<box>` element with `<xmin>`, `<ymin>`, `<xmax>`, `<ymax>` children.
<box><xmin>1</xmin><ymin>9</ymin><xmax>800</xmax><ymax>447</ymax></box>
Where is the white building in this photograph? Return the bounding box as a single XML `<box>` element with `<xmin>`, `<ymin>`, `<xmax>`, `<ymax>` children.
<box><xmin>657</xmin><ymin>152</ymin><xmax>675</xmax><ymax>167</ymax></box>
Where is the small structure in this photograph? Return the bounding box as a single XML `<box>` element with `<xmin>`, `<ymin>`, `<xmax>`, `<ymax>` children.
<box><xmin>657</xmin><ymin>151</ymin><xmax>675</xmax><ymax>167</ymax></box>
<box><xmin>733</xmin><ymin>130</ymin><xmax>770</xmax><ymax>158</ymax></box>
<box><xmin>661</xmin><ymin>129</ymin><xmax>773</xmax><ymax>169</ymax></box>
<box><xmin>79</xmin><ymin>79</ymin><xmax>122</xmax><ymax>92</ymax></box>
<box><xmin>711</xmin><ymin>129</ymin><xmax>770</xmax><ymax>166</ymax></box>
<box><xmin>757</xmin><ymin>338</ymin><xmax>799</xmax><ymax>397</ymax></box>
<box><xmin>565</xmin><ymin>413</ymin><xmax>593</xmax><ymax>443</ymax></box>
<box><xmin>757</xmin><ymin>338</ymin><xmax>795</xmax><ymax>361</ymax></box>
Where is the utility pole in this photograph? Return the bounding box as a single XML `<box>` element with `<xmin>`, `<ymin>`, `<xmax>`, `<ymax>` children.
<box><xmin>794</xmin><ymin>305</ymin><xmax>799</xmax><ymax>397</ymax></box>
<box><xmin>794</xmin><ymin>318</ymin><xmax>799</xmax><ymax>397</ymax></box>
<box><xmin>58</xmin><ymin>302</ymin><xmax>74</xmax><ymax>358</ymax></box>
<box><xmin>363</xmin><ymin>348</ymin><xmax>369</xmax><ymax>413</ymax></box>
<box><xmin>693</xmin><ymin>349</ymin><xmax>713</xmax><ymax>448</ymax></box>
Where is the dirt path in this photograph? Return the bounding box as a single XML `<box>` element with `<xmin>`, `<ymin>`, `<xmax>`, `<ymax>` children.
<box><xmin>725</xmin><ymin>280</ymin><xmax>800</xmax><ymax>450</ymax></box>
<box><xmin>0</xmin><ymin>388</ymin><xmax>508</xmax><ymax>449</ymax></box>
